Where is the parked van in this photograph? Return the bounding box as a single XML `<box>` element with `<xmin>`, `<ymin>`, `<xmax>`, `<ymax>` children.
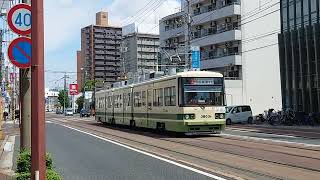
<box><xmin>225</xmin><ymin>105</ymin><xmax>253</xmax><ymax>125</ymax></box>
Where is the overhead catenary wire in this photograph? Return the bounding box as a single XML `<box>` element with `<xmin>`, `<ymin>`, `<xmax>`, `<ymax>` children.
<box><xmin>121</xmin><ymin>0</ymin><xmax>155</xmax><ymax>25</ymax></box>
<box><xmin>122</xmin><ymin>0</ymin><xmax>162</xmax><ymax>26</ymax></box>
<box><xmin>135</xmin><ymin>0</ymin><xmax>168</xmax><ymax>28</ymax></box>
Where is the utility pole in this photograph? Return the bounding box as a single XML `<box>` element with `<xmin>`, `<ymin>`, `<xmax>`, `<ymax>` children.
<box><xmin>31</xmin><ymin>0</ymin><xmax>46</xmax><ymax>179</ymax></box>
<box><xmin>63</xmin><ymin>72</ymin><xmax>67</xmax><ymax>112</ymax></box>
<box><xmin>186</xmin><ymin>0</ymin><xmax>192</xmax><ymax>70</ymax></box>
<box><xmin>11</xmin><ymin>67</ymin><xmax>16</xmax><ymax>122</ymax></box>
<box><xmin>20</xmin><ymin>0</ymin><xmax>32</xmax><ymax>150</ymax></box>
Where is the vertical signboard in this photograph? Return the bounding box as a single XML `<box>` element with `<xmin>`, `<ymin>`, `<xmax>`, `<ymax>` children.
<box><xmin>191</xmin><ymin>46</ymin><xmax>200</xmax><ymax>70</ymax></box>
<box><xmin>69</xmin><ymin>84</ymin><xmax>79</xmax><ymax>95</ymax></box>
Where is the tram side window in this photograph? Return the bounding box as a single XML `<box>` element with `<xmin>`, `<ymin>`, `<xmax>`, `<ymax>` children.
<box><xmin>134</xmin><ymin>92</ymin><xmax>141</xmax><ymax>107</ymax></box>
<box><xmin>119</xmin><ymin>95</ymin><xmax>122</xmax><ymax>108</ymax></box>
<box><xmin>165</xmin><ymin>86</ymin><xmax>176</xmax><ymax>106</ymax></box>
<box><xmin>153</xmin><ymin>88</ymin><xmax>163</xmax><ymax>106</ymax></box>
<box><xmin>141</xmin><ymin>91</ymin><xmax>146</xmax><ymax>106</ymax></box>
<box><xmin>107</xmin><ymin>96</ymin><xmax>112</xmax><ymax>108</ymax></box>
<box><xmin>127</xmin><ymin>93</ymin><xmax>131</xmax><ymax>106</ymax></box>
<box><xmin>159</xmin><ymin>88</ymin><xmax>164</xmax><ymax>106</ymax></box>
<box><xmin>147</xmin><ymin>90</ymin><xmax>152</xmax><ymax>107</ymax></box>
<box><xmin>171</xmin><ymin>87</ymin><xmax>176</xmax><ymax>106</ymax></box>
<box><xmin>114</xmin><ymin>95</ymin><xmax>119</xmax><ymax>108</ymax></box>
<box><xmin>153</xmin><ymin>89</ymin><xmax>158</xmax><ymax>106</ymax></box>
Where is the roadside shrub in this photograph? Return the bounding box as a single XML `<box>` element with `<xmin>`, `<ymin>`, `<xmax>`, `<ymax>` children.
<box><xmin>46</xmin><ymin>170</ymin><xmax>62</xmax><ymax>180</ymax></box>
<box><xmin>16</xmin><ymin>150</ymin><xmax>61</xmax><ymax>180</ymax></box>
<box><xmin>16</xmin><ymin>170</ymin><xmax>61</xmax><ymax>180</ymax></box>
<box><xmin>16</xmin><ymin>150</ymin><xmax>31</xmax><ymax>173</ymax></box>
<box><xmin>16</xmin><ymin>172</ymin><xmax>31</xmax><ymax>180</ymax></box>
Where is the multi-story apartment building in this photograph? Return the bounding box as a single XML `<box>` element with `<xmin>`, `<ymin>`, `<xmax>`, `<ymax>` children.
<box><xmin>158</xmin><ymin>0</ymin><xmax>282</xmax><ymax>114</ymax></box>
<box><xmin>121</xmin><ymin>33</ymin><xmax>160</xmax><ymax>74</ymax></box>
<box><xmin>81</xmin><ymin>11</ymin><xmax>122</xmax><ymax>90</ymax></box>
<box><xmin>278</xmin><ymin>0</ymin><xmax>320</xmax><ymax>113</ymax></box>
<box><xmin>159</xmin><ymin>11</ymin><xmax>188</xmax><ymax>72</ymax></box>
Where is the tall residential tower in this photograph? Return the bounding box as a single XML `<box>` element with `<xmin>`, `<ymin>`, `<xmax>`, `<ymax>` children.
<box><xmin>80</xmin><ymin>11</ymin><xmax>122</xmax><ymax>90</ymax></box>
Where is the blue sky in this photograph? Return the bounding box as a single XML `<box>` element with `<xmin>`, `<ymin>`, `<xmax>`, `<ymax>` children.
<box><xmin>44</xmin><ymin>0</ymin><xmax>181</xmax><ymax>89</ymax></box>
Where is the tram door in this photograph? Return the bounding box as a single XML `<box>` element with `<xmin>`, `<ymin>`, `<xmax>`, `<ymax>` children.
<box><xmin>147</xmin><ymin>89</ymin><xmax>152</xmax><ymax>128</ymax></box>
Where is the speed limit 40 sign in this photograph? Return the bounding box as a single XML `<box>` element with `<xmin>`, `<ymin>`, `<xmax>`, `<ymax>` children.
<box><xmin>7</xmin><ymin>3</ymin><xmax>31</xmax><ymax>36</ymax></box>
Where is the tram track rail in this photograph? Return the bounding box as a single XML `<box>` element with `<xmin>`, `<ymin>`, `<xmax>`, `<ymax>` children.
<box><xmin>47</xmin><ymin>116</ymin><xmax>320</xmax><ymax>180</ymax></box>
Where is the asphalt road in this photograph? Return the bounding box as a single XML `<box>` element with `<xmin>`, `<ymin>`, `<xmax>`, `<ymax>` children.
<box><xmin>46</xmin><ymin>123</ymin><xmax>217</xmax><ymax>180</ymax></box>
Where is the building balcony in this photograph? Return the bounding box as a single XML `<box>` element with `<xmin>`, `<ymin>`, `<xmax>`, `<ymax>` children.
<box><xmin>200</xmin><ymin>53</ymin><xmax>241</xmax><ymax>69</ymax></box>
<box><xmin>192</xmin><ymin>3</ymin><xmax>240</xmax><ymax>26</ymax></box>
<box><xmin>191</xmin><ymin>29</ymin><xmax>241</xmax><ymax>47</ymax></box>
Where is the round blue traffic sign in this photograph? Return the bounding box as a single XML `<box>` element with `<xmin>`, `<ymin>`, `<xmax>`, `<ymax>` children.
<box><xmin>8</xmin><ymin>37</ymin><xmax>31</xmax><ymax>68</ymax></box>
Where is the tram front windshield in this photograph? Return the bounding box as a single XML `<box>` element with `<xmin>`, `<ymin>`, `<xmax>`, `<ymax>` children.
<box><xmin>181</xmin><ymin>77</ymin><xmax>224</xmax><ymax>106</ymax></box>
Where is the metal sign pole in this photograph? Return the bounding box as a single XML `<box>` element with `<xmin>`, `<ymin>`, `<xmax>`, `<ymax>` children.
<box><xmin>31</xmin><ymin>0</ymin><xmax>46</xmax><ymax>179</ymax></box>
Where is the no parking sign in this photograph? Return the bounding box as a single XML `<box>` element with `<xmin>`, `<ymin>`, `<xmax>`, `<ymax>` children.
<box><xmin>8</xmin><ymin>37</ymin><xmax>31</xmax><ymax>68</ymax></box>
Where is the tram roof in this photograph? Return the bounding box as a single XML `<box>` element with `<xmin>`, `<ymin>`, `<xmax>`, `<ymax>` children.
<box><xmin>96</xmin><ymin>71</ymin><xmax>223</xmax><ymax>93</ymax></box>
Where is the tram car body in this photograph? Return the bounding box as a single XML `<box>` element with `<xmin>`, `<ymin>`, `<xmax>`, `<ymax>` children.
<box><xmin>95</xmin><ymin>71</ymin><xmax>226</xmax><ymax>135</ymax></box>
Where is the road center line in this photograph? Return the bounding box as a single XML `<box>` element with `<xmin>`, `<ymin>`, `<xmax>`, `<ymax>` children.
<box><xmin>47</xmin><ymin>121</ymin><xmax>227</xmax><ymax>180</ymax></box>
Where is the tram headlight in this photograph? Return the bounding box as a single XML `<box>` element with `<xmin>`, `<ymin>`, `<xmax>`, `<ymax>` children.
<box><xmin>184</xmin><ymin>114</ymin><xmax>195</xmax><ymax>120</ymax></box>
<box><xmin>219</xmin><ymin>113</ymin><xmax>225</xmax><ymax>119</ymax></box>
<box><xmin>215</xmin><ymin>113</ymin><xmax>225</xmax><ymax>119</ymax></box>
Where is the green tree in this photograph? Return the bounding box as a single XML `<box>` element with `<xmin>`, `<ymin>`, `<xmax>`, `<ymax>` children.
<box><xmin>76</xmin><ymin>96</ymin><xmax>84</xmax><ymax>112</ymax></box>
<box><xmin>84</xmin><ymin>80</ymin><xmax>96</xmax><ymax>91</ymax></box>
<box><xmin>58</xmin><ymin>90</ymin><xmax>70</xmax><ymax>111</ymax></box>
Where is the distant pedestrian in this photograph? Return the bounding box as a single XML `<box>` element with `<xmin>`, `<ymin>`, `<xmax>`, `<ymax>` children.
<box><xmin>3</xmin><ymin>111</ymin><xmax>8</xmax><ymax>121</ymax></box>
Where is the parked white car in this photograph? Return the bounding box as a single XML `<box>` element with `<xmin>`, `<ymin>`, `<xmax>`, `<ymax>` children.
<box><xmin>65</xmin><ymin>109</ymin><xmax>74</xmax><ymax>116</ymax></box>
<box><xmin>225</xmin><ymin>105</ymin><xmax>253</xmax><ymax>125</ymax></box>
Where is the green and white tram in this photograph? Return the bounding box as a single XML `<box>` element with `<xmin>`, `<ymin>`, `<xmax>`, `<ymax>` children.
<box><xmin>95</xmin><ymin>71</ymin><xmax>226</xmax><ymax>135</ymax></box>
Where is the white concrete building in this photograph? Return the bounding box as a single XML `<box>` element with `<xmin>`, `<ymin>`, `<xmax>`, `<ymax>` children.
<box><xmin>121</xmin><ymin>33</ymin><xmax>160</xmax><ymax>74</ymax></box>
<box><xmin>160</xmin><ymin>0</ymin><xmax>282</xmax><ymax>114</ymax></box>
<box><xmin>159</xmin><ymin>11</ymin><xmax>188</xmax><ymax>72</ymax></box>
<box><xmin>45</xmin><ymin>88</ymin><xmax>59</xmax><ymax>112</ymax></box>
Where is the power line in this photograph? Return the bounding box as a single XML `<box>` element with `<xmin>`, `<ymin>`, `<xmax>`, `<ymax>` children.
<box><xmin>136</xmin><ymin>0</ymin><xmax>167</xmax><ymax>27</ymax></box>
<box><xmin>122</xmin><ymin>0</ymin><xmax>159</xmax><ymax>26</ymax></box>
<box><xmin>123</xmin><ymin>0</ymin><xmax>163</xmax><ymax>26</ymax></box>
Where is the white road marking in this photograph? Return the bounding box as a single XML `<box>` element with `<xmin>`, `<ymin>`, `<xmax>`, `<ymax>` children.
<box><xmin>48</xmin><ymin>122</ymin><xmax>227</xmax><ymax>180</ymax></box>
<box><xmin>221</xmin><ymin>134</ymin><xmax>320</xmax><ymax>148</ymax></box>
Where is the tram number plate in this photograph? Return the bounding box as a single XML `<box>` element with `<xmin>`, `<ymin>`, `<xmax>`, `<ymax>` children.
<box><xmin>201</xmin><ymin>115</ymin><xmax>212</xmax><ymax>119</ymax></box>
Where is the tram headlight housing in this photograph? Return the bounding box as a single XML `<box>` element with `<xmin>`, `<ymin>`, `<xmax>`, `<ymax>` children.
<box><xmin>215</xmin><ymin>113</ymin><xmax>225</xmax><ymax>119</ymax></box>
<box><xmin>184</xmin><ymin>114</ymin><xmax>195</xmax><ymax>120</ymax></box>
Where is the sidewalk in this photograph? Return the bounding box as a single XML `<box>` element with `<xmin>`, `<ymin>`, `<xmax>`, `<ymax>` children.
<box><xmin>0</xmin><ymin>120</ymin><xmax>18</xmax><ymax>180</ymax></box>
